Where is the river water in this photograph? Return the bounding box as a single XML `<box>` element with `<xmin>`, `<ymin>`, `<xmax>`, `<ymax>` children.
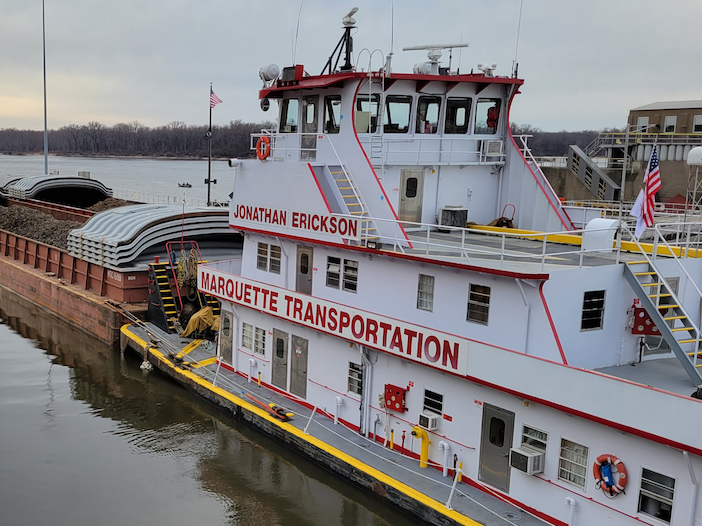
<box><xmin>0</xmin><ymin>154</ymin><xmax>417</xmax><ymax>525</ymax></box>
<box><xmin>0</xmin><ymin>154</ymin><xmax>234</xmax><ymax>204</ymax></box>
<box><xmin>0</xmin><ymin>288</ymin><xmax>415</xmax><ymax>526</ymax></box>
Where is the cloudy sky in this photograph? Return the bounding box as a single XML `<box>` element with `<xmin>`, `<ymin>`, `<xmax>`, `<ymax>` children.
<box><xmin>2</xmin><ymin>0</ymin><xmax>701</xmax><ymax>132</ymax></box>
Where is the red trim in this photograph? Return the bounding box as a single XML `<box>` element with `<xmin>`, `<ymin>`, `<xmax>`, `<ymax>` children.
<box><xmin>539</xmin><ymin>281</ymin><xmax>568</xmax><ymax>365</ymax></box>
<box><xmin>535</xmin><ymin>475</ymin><xmax>656</xmax><ymax>526</ymax></box>
<box><xmin>307</xmin><ymin>163</ymin><xmax>333</xmax><ymax>214</ymax></box>
<box><xmin>229</xmin><ymin>224</ymin><xmax>550</xmax><ymax>280</ymax></box>
<box><xmin>350</xmin><ymin>79</ymin><xmax>413</xmax><ymax>249</ymax></box>
<box><xmin>505</xmin><ymin>89</ymin><xmax>574</xmax><ymax>231</ymax></box>
<box><xmin>260</xmin><ymin>71</ymin><xmax>523</xmax><ymax>99</ymax></box>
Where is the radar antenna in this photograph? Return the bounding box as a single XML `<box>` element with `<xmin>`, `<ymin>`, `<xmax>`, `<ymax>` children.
<box><xmin>402</xmin><ymin>43</ymin><xmax>468</xmax><ymax>75</ymax></box>
<box><xmin>321</xmin><ymin>7</ymin><xmax>358</xmax><ymax>75</ymax></box>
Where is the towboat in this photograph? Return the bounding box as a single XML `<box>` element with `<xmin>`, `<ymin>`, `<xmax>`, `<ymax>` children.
<box><xmin>125</xmin><ymin>9</ymin><xmax>702</xmax><ymax>526</ymax></box>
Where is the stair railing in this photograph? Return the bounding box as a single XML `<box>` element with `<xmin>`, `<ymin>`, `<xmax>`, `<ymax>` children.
<box><xmin>621</xmin><ymin>223</ymin><xmax>702</xmax><ymax>368</ymax></box>
<box><xmin>323</xmin><ymin>136</ymin><xmax>379</xmax><ymax>244</ymax></box>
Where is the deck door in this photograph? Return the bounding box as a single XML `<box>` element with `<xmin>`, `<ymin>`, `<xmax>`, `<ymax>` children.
<box><xmin>289</xmin><ymin>335</ymin><xmax>309</xmax><ymax>399</ymax></box>
<box><xmin>271</xmin><ymin>329</ymin><xmax>289</xmax><ymax>391</ymax></box>
<box><xmin>295</xmin><ymin>246</ymin><xmax>313</xmax><ymax>295</ymax></box>
<box><xmin>219</xmin><ymin>312</ymin><xmax>234</xmax><ymax>364</ymax></box>
<box><xmin>478</xmin><ymin>403</ymin><xmax>515</xmax><ymax>493</ymax></box>
<box><xmin>301</xmin><ymin>95</ymin><xmax>319</xmax><ymax>161</ymax></box>
<box><xmin>399</xmin><ymin>169</ymin><xmax>424</xmax><ymax>224</ymax></box>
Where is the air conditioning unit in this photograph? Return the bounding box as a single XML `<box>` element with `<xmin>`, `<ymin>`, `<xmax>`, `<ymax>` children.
<box><xmin>439</xmin><ymin>205</ymin><xmax>468</xmax><ymax>228</ymax></box>
<box><xmin>510</xmin><ymin>446</ymin><xmax>545</xmax><ymax>475</ymax></box>
<box><xmin>418</xmin><ymin>411</ymin><xmax>441</xmax><ymax>431</ymax></box>
<box><xmin>483</xmin><ymin>139</ymin><xmax>504</xmax><ymax>157</ymax></box>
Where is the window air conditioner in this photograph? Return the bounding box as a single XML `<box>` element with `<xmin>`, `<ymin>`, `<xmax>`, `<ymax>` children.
<box><xmin>483</xmin><ymin>139</ymin><xmax>504</xmax><ymax>157</ymax></box>
<box><xmin>439</xmin><ymin>205</ymin><xmax>468</xmax><ymax>228</ymax></box>
<box><xmin>510</xmin><ymin>446</ymin><xmax>545</xmax><ymax>475</ymax></box>
<box><xmin>418</xmin><ymin>411</ymin><xmax>441</xmax><ymax>431</ymax></box>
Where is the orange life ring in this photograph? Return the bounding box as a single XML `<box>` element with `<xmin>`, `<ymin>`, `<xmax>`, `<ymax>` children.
<box><xmin>256</xmin><ymin>136</ymin><xmax>271</xmax><ymax>160</ymax></box>
<box><xmin>593</xmin><ymin>454</ymin><xmax>627</xmax><ymax>494</ymax></box>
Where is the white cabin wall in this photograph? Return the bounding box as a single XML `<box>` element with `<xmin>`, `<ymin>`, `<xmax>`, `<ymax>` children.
<box><xmin>364</xmin><ymin>347</ymin><xmax>701</xmax><ymax>526</ymax></box>
<box><xmin>543</xmin><ymin>263</ymin><xmax>700</xmax><ymax>370</ymax></box>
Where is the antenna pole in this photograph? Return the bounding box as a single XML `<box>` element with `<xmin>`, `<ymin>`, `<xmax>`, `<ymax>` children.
<box><xmin>42</xmin><ymin>0</ymin><xmax>48</xmax><ymax>175</ymax></box>
<box><xmin>293</xmin><ymin>0</ymin><xmax>304</xmax><ymax>65</ymax></box>
<box><xmin>512</xmin><ymin>0</ymin><xmax>524</xmax><ymax>77</ymax></box>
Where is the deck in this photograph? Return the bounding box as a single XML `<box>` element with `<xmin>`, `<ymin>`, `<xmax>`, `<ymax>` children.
<box><xmin>122</xmin><ymin>322</ymin><xmax>548</xmax><ymax>526</ymax></box>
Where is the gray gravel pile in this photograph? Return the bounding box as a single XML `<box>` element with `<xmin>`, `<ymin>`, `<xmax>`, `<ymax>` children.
<box><xmin>0</xmin><ymin>206</ymin><xmax>82</xmax><ymax>250</ymax></box>
<box><xmin>88</xmin><ymin>198</ymin><xmax>130</xmax><ymax>212</ymax></box>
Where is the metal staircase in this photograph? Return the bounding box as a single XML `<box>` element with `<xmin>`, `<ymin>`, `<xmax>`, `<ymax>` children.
<box><xmin>623</xmin><ymin>261</ymin><xmax>702</xmax><ymax>387</ymax></box>
<box><xmin>328</xmin><ymin>165</ymin><xmax>380</xmax><ymax>244</ymax></box>
<box><xmin>149</xmin><ymin>261</ymin><xmax>178</xmax><ymax>333</ymax></box>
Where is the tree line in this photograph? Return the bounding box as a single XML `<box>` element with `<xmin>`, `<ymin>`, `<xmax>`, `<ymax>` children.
<box><xmin>510</xmin><ymin>124</ymin><xmax>624</xmax><ymax>156</ymax></box>
<box><xmin>0</xmin><ymin>120</ymin><xmax>273</xmax><ymax>158</ymax></box>
<box><xmin>0</xmin><ymin>120</ymin><xmax>621</xmax><ymax>158</ymax></box>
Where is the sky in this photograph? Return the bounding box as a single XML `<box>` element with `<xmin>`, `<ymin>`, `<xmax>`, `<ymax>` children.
<box><xmin>2</xmin><ymin>0</ymin><xmax>701</xmax><ymax>132</ymax></box>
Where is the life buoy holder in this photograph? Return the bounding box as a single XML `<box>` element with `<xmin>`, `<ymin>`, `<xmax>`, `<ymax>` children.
<box><xmin>593</xmin><ymin>454</ymin><xmax>627</xmax><ymax>495</ymax></box>
<box><xmin>256</xmin><ymin>136</ymin><xmax>271</xmax><ymax>160</ymax></box>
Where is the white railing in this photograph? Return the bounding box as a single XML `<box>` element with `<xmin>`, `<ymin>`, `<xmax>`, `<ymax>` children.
<box><xmin>251</xmin><ymin>132</ymin><xmax>506</xmax><ymax>166</ymax></box>
<box><xmin>113</xmin><ymin>189</ymin><xmax>224</xmax><ymax>207</ymax></box>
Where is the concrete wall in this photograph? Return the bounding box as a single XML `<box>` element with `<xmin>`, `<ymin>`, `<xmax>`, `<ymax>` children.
<box><xmin>542</xmin><ymin>167</ymin><xmax>601</xmax><ymax>201</ymax></box>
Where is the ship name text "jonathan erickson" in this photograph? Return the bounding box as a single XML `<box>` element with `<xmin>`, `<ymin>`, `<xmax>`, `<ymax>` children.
<box><xmin>230</xmin><ymin>205</ymin><xmax>360</xmax><ymax>241</ymax></box>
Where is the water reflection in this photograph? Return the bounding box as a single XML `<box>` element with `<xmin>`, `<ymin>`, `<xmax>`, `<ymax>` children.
<box><xmin>0</xmin><ymin>288</ymin><xmax>415</xmax><ymax>526</ymax></box>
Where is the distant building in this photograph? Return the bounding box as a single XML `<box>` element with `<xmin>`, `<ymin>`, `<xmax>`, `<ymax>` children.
<box><xmin>563</xmin><ymin>101</ymin><xmax>702</xmax><ymax>202</ymax></box>
<box><xmin>629</xmin><ymin>101</ymin><xmax>702</xmax><ymax>134</ymax></box>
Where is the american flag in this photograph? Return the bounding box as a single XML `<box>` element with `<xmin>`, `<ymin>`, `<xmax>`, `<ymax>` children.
<box><xmin>210</xmin><ymin>88</ymin><xmax>223</xmax><ymax>109</ymax></box>
<box><xmin>642</xmin><ymin>145</ymin><xmax>661</xmax><ymax>228</ymax></box>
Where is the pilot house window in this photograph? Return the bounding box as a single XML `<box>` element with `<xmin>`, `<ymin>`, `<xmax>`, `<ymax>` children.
<box><xmin>445</xmin><ymin>97</ymin><xmax>472</xmax><ymax>134</ymax></box>
<box><xmin>324</xmin><ymin>95</ymin><xmax>341</xmax><ymax>134</ymax></box>
<box><xmin>581</xmin><ymin>290</ymin><xmax>605</xmax><ymax>331</ymax></box>
<box><xmin>355</xmin><ymin>94</ymin><xmax>380</xmax><ymax>133</ymax></box>
<box><xmin>416</xmin><ymin>96</ymin><xmax>441</xmax><ymax>134</ymax></box>
<box><xmin>475</xmin><ymin>98</ymin><xmax>501</xmax><ymax>134</ymax></box>
<box><xmin>280</xmin><ymin>98</ymin><xmax>299</xmax><ymax>133</ymax></box>
<box><xmin>384</xmin><ymin>95</ymin><xmax>412</xmax><ymax>133</ymax></box>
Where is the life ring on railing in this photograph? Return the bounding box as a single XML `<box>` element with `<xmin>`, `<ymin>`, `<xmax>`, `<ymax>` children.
<box><xmin>593</xmin><ymin>454</ymin><xmax>627</xmax><ymax>495</ymax></box>
<box><xmin>256</xmin><ymin>136</ymin><xmax>271</xmax><ymax>160</ymax></box>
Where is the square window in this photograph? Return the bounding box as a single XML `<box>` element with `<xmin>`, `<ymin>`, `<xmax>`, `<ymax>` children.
<box><xmin>423</xmin><ymin>389</ymin><xmax>443</xmax><ymax>415</ymax></box>
<box><xmin>343</xmin><ymin>259</ymin><xmax>358</xmax><ymax>293</ymax></box>
<box><xmin>417</xmin><ymin>274</ymin><xmax>435</xmax><ymax>311</ymax></box>
<box><xmin>467</xmin><ymin>284</ymin><xmax>490</xmax><ymax>325</ymax></box>
<box><xmin>254</xmin><ymin>327</ymin><xmax>266</xmax><ymax>355</ymax></box>
<box><xmin>664</xmin><ymin>115</ymin><xmax>677</xmax><ymax>133</ymax></box>
<box><xmin>638</xmin><ymin>468</ymin><xmax>675</xmax><ymax>523</ymax></box>
<box><xmin>694</xmin><ymin>115</ymin><xmax>702</xmax><ymax>133</ymax></box>
<box><xmin>581</xmin><ymin>290</ymin><xmax>605</xmax><ymax>331</ymax></box>
<box><xmin>521</xmin><ymin>425</ymin><xmax>548</xmax><ymax>453</ymax></box>
<box><xmin>269</xmin><ymin>245</ymin><xmax>281</xmax><ymax>274</ymax></box>
<box><xmin>242</xmin><ymin>322</ymin><xmax>253</xmax><ymax>350</ymax></box>
<box><xmin>257</xmin><ymin>243</ymin><xmax>269</xmax><ymax>271</ymax></box>
<box><xmin>326</xmin><ymin>256</ymin><xmax>341</xmax><ymax>288</ymax></box>
<box><xmin>558</xmin><ymin>439</ymin><xmax>589</xmax><ymax>489</ymax></box>
<box><xmin>348</xmin><ymin>362</ymin><xmax>363</xmax><ymax>395</ymax></box>
<box><xmin>257</xmin><ymin>242</ymin><xmax>281</xmax><ymax>274</ymax></box>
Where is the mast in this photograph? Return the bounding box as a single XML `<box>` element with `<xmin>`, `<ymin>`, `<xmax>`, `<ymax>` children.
<box><xmin>42</xmin><ymin>0</ymin><xmax>48</xmax><ymax>175</ymax></box>
<box><xmin>207</xmin><ymin>83</ymin><xmax>212</xmax><ymax>207</ymax></box>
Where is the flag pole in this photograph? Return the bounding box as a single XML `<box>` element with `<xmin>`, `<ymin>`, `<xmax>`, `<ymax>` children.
<box><xmin>42</xmin><ymin>0</ymin><xmax>48</xmax><ymax>175</ymax></box>
<box><xmin>207</xmin><ymin>82</ymin><xmax>213</xmax><ymax>207</ymax></box>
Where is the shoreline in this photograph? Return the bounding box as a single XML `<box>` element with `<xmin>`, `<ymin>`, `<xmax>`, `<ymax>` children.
<box><xmin>1</xmin><ymin>152</ymin><xmax>242</xmax><ymax>162</ymax></box>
